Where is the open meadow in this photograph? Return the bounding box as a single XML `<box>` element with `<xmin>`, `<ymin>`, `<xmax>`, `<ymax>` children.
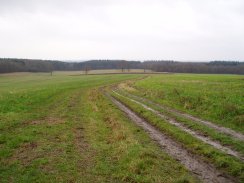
<box><xmin>1</xmin><ymin>71</ymin><xmax>244</xmax><ymax>182</ymax></box>
<box><xmin>1</xmin><ymin>0</ymin><xmax>244</xmax><ymax>182</ymax></box>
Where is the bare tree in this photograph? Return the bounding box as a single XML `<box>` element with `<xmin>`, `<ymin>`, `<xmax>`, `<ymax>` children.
<box><xmin>84</xmin><ymin>65</ymin><xmax>90</xmax><ymax>75</ymax></box>
<box><xmin>118</xmin><ymin>61</ymin><xmax>127</xmax><ymax>72</ymax></box>
<box><xmin>47</xmin><ymin>62</ymin><xmax>53</xmax><ymax>76</ymax></box>
<box><xmin>126</xmin><ymin>62</ymin><xmax>130</xmax><ymax>72</ymax></box>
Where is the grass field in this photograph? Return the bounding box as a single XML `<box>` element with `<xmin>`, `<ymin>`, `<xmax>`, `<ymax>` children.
<box><xmin>114</xmin><ymin>73</ymin><xmax>244</xmax><ymax>182</ymax></box>
<box><xmin>0</xmin><ymin>72</ymin><xmax>197</xmax><ymax>183</ymax></box>
<box><xmin>52</xmin><ymin>69</ymin><xmax>153</xmax><ymax>76</ymax></box>
<box><xmin>119</xmin><ymin>74</ymin><xmax>244</xmax><ymax>132</ymax></box>
<box><xmin>1</xmin><ymin>72</ymin><xmax>243</xmax><ymax>182</ymax></box>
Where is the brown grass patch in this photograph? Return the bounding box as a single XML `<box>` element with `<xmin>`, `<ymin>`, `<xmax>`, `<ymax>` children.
<box><xmin>9</xmin><ymin>142</ymin><xmax>39</xmax><ymax>166</ymax></box>
<box><xmin>118</xmin><ymin>81</ymin><xmax>136</xmax><ymax>92</ymax></box>
<box><xmin>68</xmin><ymin>91</ymin><xmax>82</xmax><ymax>108</ymax></box>
<box><xmin>104</xmin><ymin>115</ymin><xmax>128</xmax><ymax>144</ymax></box>
<box><xmin>88</xmin><ymin>89</ymin><xmax>100</xmax><ymax>112</ymax></box>
<box><xmin>29</xmin><ymin>117</ymin><xmax>65</xmax><ymax>125</ymax></box>
<box><xmin>88</xmin><ymin>89</ymin><xmax>100</xmax><ymax>101</ymax></box>
<box><xmin>74</xmin><ymin>127</ymin><xmax>89</xmax><ymax>152</ymax></box>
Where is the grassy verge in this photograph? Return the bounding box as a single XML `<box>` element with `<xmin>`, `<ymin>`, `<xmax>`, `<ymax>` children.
<box><xmin>112</xmin><ymin>91</ymin><xmax>244</xmax><ymax>181</ymax></box>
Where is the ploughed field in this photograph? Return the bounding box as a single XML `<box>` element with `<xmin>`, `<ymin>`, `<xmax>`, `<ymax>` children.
<box><xmin>0</xmin><ymin>72</ymin><xmax>243</xmax><ymax>182</ymax></box>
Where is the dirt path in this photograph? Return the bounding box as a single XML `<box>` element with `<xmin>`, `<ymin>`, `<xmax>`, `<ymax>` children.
<box><xmin>113</xmin><ymin>91</ymin><xmax>244</xmax><ymax>162</ymax></box>
<box><xmin>108</xmin><ymin>94</ymin><xmax>235</xmax><ymax>183</ymax></box>
<box><xmin>120</xmin><ymin>91</ymin><xmax>244</xmax><ymax>141</ymax></box>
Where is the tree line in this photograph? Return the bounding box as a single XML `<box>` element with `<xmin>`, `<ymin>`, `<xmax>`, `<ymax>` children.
<box><xmin>0</xmin><ymin>58</ymin><xmax>243</xmax><ymax>74</ymax></box>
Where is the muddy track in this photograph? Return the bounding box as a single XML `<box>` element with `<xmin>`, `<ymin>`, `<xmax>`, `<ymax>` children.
<box><xmin>108</xmin><ymin>94</ymin><xmax>235</xmax><ymax>183</ymax></box>
<box><xmin>119</xmin><ymin>91</ymin><xmax>244</xmax><ymax>141</ymax></box>
<box><xmin>113</xmin><ymin>91</ymin><xmax>244</xmax><ymax>161</ymax></box>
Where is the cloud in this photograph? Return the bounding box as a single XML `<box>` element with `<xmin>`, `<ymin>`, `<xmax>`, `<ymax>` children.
<box><xmin>0</xmin><ymin>0</ymin><xmax>243</xmax><ymax>60</ymax></box>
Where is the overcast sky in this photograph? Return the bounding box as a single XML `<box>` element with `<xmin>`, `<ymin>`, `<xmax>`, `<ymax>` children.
<box><xmin>0</xmin><ymin>0</ymin><xmax>243</xmax><ymax>61</ymax></box>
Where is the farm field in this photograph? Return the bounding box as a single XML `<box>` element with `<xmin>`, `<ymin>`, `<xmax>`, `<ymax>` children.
<box><xmin>117</xmin><ymin>74</ymin><xmax>244</xmax><ymax>132</ymax></box>
<box><xmin>0</xmin><ymin>72</ymin><xmax>196</xmax><ymax>183</ymax></box>
<box><xmin>113</xmin><ymin>73</ymin><xmax>244</xmax><ymax>182</ymax></box>
<box><xmin>1</xmin><ymin>72</ymin><xmax>243</xmax><ymax>182</ymax></box>
<box><xmin>53</xmin><ymin>69</ymin><xmax>153</xmax><ymax>76</ymax></box>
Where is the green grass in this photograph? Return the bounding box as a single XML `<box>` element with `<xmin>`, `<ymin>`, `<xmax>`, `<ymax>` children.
<box><xmin>117</xmin><ymin>90</ymin><xmax>244</xmax><ymax>156</ymax></box>
<box><xmin>112</xmin><ymin>91</ymin><xmax>244</xmax><ymax>181</ymax></box>
<box><xmin>121</xmin><ymin>74</ymin><xmax>244</xmax><ymax>133</ymax></box>
<box><xmin>0</xmin><ymin>72</ymin><xmax>197</xmax><ymax>182</ymax></box>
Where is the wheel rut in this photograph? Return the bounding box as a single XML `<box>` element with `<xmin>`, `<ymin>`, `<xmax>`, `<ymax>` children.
<box><xmin>113</xmin><ymin>91</ymin><xmax>244</xmax><ymax>162</ymax></box>
<box><xmin>120</xmin><ymin>91</ymin><xmax>244</xmax><ymax>141</ymax></box>
<box><xmin>108</xmin><ymin>94</ymin><xmax>235</xmax><ymax>183</ymax></box>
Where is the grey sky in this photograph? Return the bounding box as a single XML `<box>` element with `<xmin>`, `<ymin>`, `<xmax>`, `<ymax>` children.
<box><xmin>0</xmin><ymin>0</ymin><xmax>243</xmax><ymax>61</ymax></box>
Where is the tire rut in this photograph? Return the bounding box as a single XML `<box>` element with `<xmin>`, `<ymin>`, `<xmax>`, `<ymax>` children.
<box><xmin>120</xmin><ymin>91</ymin><xmax>244</xmax><ymax>141</ymax></box>
<box><xmin>113</xmin><ymin>91</ymin><xmax>244</xmax><ymax>162</ymax></box>
<box><xmin>108</xmin><ymin>94</ymin><xmax>235</xmax><ymax>183</ymax></box>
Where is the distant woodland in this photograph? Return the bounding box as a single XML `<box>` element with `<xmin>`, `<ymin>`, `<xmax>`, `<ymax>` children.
<box><xmin>0</xmin><ymin>58</ymin><xmax>243</xmax><ymax>74</ymax></box>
